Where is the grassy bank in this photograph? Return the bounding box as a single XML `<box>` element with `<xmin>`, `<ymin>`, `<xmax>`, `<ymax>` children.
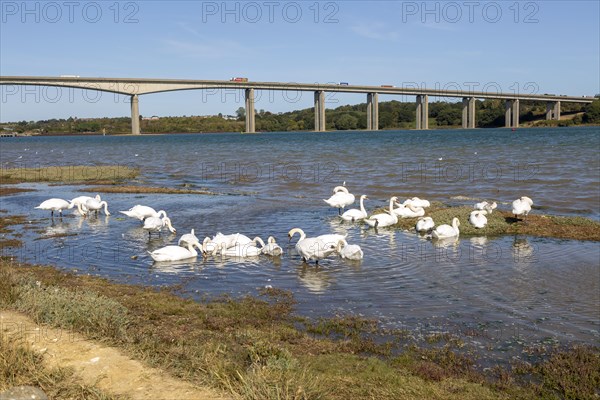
<box><xmin>0</xmin><ymin>165</ymin><xmax>138</xmax><ymax>185</ymax></box>
<box><xmin>1</xmin><ymin>259</ymin><xmax>598</xmax><ymax>400</ymax></box>
<box><xmin>372</xmin><ymin>202</ymin><xmax>600</xmax><ymax>241</ymax></box>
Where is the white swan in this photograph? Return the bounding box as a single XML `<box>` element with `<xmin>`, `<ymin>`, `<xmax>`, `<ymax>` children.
<box><xmin>415</xmin><ymin>216</ymin><xmax>435</xmax><ymax>233</ymax></box>
<box><xmin>391</xmin><ymin>202</ymin><xmax>425</xmax><ymax>218</ymax></box>
<box><xmin>324</xmin><ymin>186</ymin><xmax>356</xmax><ymax>214</ymax></box>
<box><xmin>202</xmin><ymin>236</ymin><xmax>221</xmax><ymax>255</ymax></box>
<box><xmin>432</xmin><ymin>217</ymin><xmax>460</xmax><ymax>239</ymax></box>
<box><xmin>68</xmin><ymin>195</ymin><xmax>100</xmax><ymax>212</ymax></box>
<box><xmin>220</xmin><ymin>237</ymin><xmax>263</xmax><ymax>257</ymax></box>
<box><xmin>403</xmin><ymin>197</ymin><xmax>431</xmax><ymax>208</ymax></box>
<box><xmin>84</xmin><ymin>198</ymin><xmax>110</xmax><ymax>216</ymax></box>
<box><xmin>469</xmin><ymin>210</ymin><xmax>488</xmax><ymax>229</ymax></box>
<box><xmin>143</xmin><ymin>215</ymin><xmax>176</xmax><ymax>237</ymax></box>
<box><xmin>474</xmin><ymin>201</ymin><xmax>497</xmax><ymax>214</ymax></box>
<box><xmin>178</xmin><ymin>229</ymin><xmax>199</xmax><ymax>247</ymax></box>
<box><xmin>365</xmin><ymin>197</ymin><xmax>398</xmax><ymax>228</ymax></box>
<box><xmin>512</xmin><ymin>196</ymin><xmax>533</xmax><ymax>220</ymax></box>
<box><xmin>119</xmin><ymin>205</ymin><xmax>167</xmax><ymax>221</ymax></box>
<box><xmin>316</xmin><ymin>233</ymin><xmax>347</xmax><ymax>248</ymax></box>
<box><xmin>148</xmin><ymin>242</ymin><xmax>201</xmax><ymax>262</ymax></box>
<box><xmin>341</xmin><ymin>194</ymin><xmax>368</xmax><ymax>221</ymax></box>
<box><xmin>35</xmin><ymin>198</ymin><xmax>70</xmax><ymax>216</ymax></box>
<box><xmin>256</xmin><ymin>236</ymin><xmax>283</xmax><ymax>256</ymax></box>
<box><xmin>336</xmin><ymin>239</ymin><xmax>363</xmax><ymax>260</ymax></box>
<box><xmin>212</xmin><ymin>232</ymin><xmax>253</xmax><ymax>249</ymax></box>
<box><xmin>288</xmin><ymin>228</ymin><xmax>337</xmax><ymax>264</ymax></box>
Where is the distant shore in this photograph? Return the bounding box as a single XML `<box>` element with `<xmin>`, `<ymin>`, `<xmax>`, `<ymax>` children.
<box><xmin>4</xmin><ymin>122</ymin><xmax>600</xmax><ymax>138</ymax></box>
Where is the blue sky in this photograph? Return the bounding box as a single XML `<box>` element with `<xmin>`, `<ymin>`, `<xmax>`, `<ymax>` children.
<box><xmin>1</xmin><ymin>0</ymin><xmax>598</xmax><ymax>122</ymax></box>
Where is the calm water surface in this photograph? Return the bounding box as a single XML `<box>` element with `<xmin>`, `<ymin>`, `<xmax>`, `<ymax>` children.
<box><xmin>1</xmin><ymin>127</ymin><xmax>599</xmax><ymax>365</ymax></box>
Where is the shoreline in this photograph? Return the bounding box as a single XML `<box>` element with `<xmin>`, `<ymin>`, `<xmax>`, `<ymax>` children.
<box><xmin>1</xmin><ymin>257</ymin><xmax>598</xmax><ymax>399</ymax></box>
<box><xmin>4</xmin><ymin>122</ymin><xmax>600</xmax><ymax>137</ymax></box>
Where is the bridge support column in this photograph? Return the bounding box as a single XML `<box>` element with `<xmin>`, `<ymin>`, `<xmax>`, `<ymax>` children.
<box><xmin>546</xmin><ymin>101</ymin><xmax>561</xmax><ymax>120</ymax></box>
<box><xmin>468</xmin><ymin>97</ymin><xmax>476</xmax><ymax>129</ymax></box>
<box><xmin>130</xmin><ymin>95</ymin><xmax>140</xmax><ymax>135</ymax></box>
<box><xmin>511</xmin><ymin>99</ymin><xmax>520</xmax><ymax>128</ymax></box>
<box><xmin>367</xmin><ymin>93</ymin><xmax>379</xmax><ymax>130</ymax></box>
<box><xmin>505</xmin><ymin>100</ymin><xmax>513</xmax><ymax>128</ymax></box>
<box><xmin>314</xmin><ymin>91</ymin><xmax>325</xmax><ymax>132</ymax></box>
<box><xmin>415</xmin><ymin>95</ymin><xmax>428</xmax><ymax>130</ymax></box>
<box><xmin>462</xmin><ymin>98</ymin><xmax>469</xmax><ymax>128</ymax></box>
<box><xmin>245</xmin><ymin>88</ymin><xmax>255</xmax><ymax>133</ymax></box>
<box><xmin>546</xmin><ymin>102</ymin><xmax>553</xmax><ymax>120</ymax></box>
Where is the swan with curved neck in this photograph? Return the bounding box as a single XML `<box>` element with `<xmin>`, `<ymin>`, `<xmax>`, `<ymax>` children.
<box><xmin>324</xmin><ymin>185</ymin><xmax>356</xmax><ymax>215</ymax></box>
<box><xmin>84</xmin><ymin>198</ymin><xmax>110</xmax><ymax>216</ymax></box>
<box><xmin>148</xmin><ymin>242</ymin><xmax>201</xmax><ymax>262</ymax></box>
<box><xmin>35</xmin><ymin>198</ymin><xmax>71</xmax><ymax>217</ymax></box>
<box><xmin>432</xmin><ymin>217</ymin><xmax>460</xmax><ymax>239</ymax></box>
<box><xmin>364</xmin><ymin>197</ymin><xmax>398</xmax><ymax>228</ymax></box>
<box><xmin>143</xmin><ymin>215</ymin><xmax>176</xmax><ymax>237</ymax></box>
<box><xmin>336</xmin><ymin>239</ymin><xmax>363</xmax><ymax>260</ymax></box>
<box><xmin>68</xmin><ymin>195</ymin><xmax>100</xmax><ymax>211</ymax></box>
<box><xmin>469</xmin><ymin>210</ymin><xmax>488</xmax><ymax>229</ymax></box>
<box><xmin>341</xmin><ymin>195</ymin><xmax>368</xmax><ymax>221</ymax></box>
<box><xmin>288</xmin><ymin>228</ymin><xmax>337</xmax><ymax>264</ymax></box>
<box><xmin>202</xmin><ymin>236</ymin><xmax>221</xmax><ymax>255</ymax></box>
<box><xmin>120</xmin><ymin>205</ymin><xmax>167</xmax><ymax>222</ymax></box>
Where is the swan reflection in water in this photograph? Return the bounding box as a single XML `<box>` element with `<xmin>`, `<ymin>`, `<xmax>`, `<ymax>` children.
<box><xmin>296</xmin><ymin>265</ymin><xmax>332</xmax><ymax>294</ymax></box>
<box><xmin>359</xmin><ymin>226</ymin><xmax>397</xmax><ymax>249</ymax></box>
<box><xmin>150</xmin><ymin>260</ymin><xmax>197</xmax><ymax>274</ymax></box>
<box><xmin>469</xmin><ymin>236</ymin><xmax>489</xmax><ymax>248</ymax></box>
<box><xmin>78</xmin><ymin>214</ymin><xmax>110</xmax><ymax>232</ymax></box>
<box><xmin>512</xmin><ymin>236</ymin><xmax>537</xmax><ymax>266</ymax></box>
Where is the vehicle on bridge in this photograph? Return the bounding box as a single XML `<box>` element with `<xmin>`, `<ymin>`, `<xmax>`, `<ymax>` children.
<box><xmin>381</xmin><ymin>85</ymin><xmax>394</xmax><ymax>88</ymax></box>
<box><xmin>339</xmin><ymin>82</ymin><xmax>349</xmax><ymax>86</ymax></box>
<box><xmin>230</xmin><ymin>77</ymin><xmax>248</xmax><ymax>82</ymax></box>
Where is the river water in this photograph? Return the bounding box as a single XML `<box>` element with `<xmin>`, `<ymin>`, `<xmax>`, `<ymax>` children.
<box><xmin>1</xmin><ymin>126</ymin><xmax>599</xmax><ymax>366</ymax></box>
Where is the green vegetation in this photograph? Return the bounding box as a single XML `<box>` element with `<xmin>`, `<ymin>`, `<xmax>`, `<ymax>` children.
<box><xmin>0</xmin><ymin>165</ymin><xmax>138</xmax><ymax>184</ymax></box>
<box><xmin>1</xmin><ymin>99</ymin><xmax>594</xmax><ymax>135</ymax></box>
<box><xmin>1</xmin><ymin>258</ymin><xmax>599</xmax><ymax>400</ymax></box>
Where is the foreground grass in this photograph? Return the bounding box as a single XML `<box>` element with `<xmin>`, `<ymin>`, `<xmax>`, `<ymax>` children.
<box><xmin>0</xmin><ymin>165</ymin><xmax>138</xmax><ymax>185</ymax></box>
<box><xmin>1</xmin><ymin>260</ymin><xmax>598</xmax><ymax>400</ymax></box>
<box><xmin>372</xmin><ymin>202</ymin><xmax>600</xmax><ymax>241</ymax></box>
<box><xmin>0</xmin><ymin>333</ymin><xmax>121</xmax><ymax>399</ymax></box>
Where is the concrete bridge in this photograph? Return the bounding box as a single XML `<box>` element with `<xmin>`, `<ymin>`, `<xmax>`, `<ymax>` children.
<box><xmin>0</xmin><ymin>76</ymin><xmax>593</xmax><ymax>134</ymax></box>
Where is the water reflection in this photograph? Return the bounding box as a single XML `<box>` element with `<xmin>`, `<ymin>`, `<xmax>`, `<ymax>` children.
<box><xmin>512</xmin><ymin>236</ymin><xmax>537</xmax><ymax>267</ymax></box>
<box><xmin>296</xmin><ymin>265</ymin><xmax>332</xmax><ymax>294</ymax></box>
<box><xmin>151</xmin><ymin>259</ymin><xmax>198</xmax><ymax>274</ymax></box>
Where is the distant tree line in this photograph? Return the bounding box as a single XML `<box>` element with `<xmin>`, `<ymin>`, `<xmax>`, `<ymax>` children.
<box><xmin>3</xmin><ymin>98</ymin><xmax>597</xmax><ymax>135</ymax></box>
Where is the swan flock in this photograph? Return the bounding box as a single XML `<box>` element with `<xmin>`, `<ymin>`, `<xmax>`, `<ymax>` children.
<box><xmin>33</xmin><ymin>183</ymin><xmax>534</xmax><ymax>267</ymax></box>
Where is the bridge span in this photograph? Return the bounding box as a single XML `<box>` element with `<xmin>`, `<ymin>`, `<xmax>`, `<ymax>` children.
<box><xmin>0</xmin><ymin>76</ymin><xmax>593</xmax><ymax>134</ymax></box>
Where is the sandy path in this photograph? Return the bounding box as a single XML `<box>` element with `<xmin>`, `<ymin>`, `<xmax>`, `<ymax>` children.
<box><xmin>1</xmin><ymin>310</ymin><xmax>231</xmax><ymax>400</ymax></box>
